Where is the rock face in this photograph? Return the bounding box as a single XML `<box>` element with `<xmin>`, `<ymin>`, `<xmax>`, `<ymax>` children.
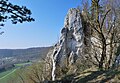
<box><xmin>52</xmin><ymin>8</ymin><xmax>84</xmax><ymax>80</ymax></box>
<box><xmin>46</xmin><ymin>8</ymin><xmax>91</xmax><ymax>81</ymax></box>
<box><xmin>45</xmin><ymin>7</ymin><xmax>120</xmax><ymax>81</ymax></box>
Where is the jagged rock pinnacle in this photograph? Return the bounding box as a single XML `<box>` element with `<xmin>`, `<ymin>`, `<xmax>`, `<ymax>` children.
<box><xmin>46</xmin><ymin>8</ymin><xmax>91</xmax><ymax>81</ymax></box>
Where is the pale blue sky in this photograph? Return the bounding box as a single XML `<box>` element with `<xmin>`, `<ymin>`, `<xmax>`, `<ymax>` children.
<box><xmin>0</xmin><ymin>0</ymin><xmax>82</xmax><ymax>49</ymax></box>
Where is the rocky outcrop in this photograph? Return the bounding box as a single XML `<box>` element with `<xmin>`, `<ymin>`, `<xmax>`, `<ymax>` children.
<box><xmin>46</xmin><ymin>8</ymin><xmax>91</xmax><ymax>81</ymax></box>
<box><xmin>52</xmin><ymin>8</ymin><xmax>83</xmax><ymax>80</ymax></box>
<box><xmin>45</xmin><ymin>7</ymin><xmax>120</xmax><ymax>81</ymax></box>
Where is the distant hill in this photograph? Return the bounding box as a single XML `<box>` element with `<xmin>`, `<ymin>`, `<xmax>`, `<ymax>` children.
<box><xmin>0</xmin><ymin>46</ymin><xmax>53</xmax><ymax>60</ymax></box>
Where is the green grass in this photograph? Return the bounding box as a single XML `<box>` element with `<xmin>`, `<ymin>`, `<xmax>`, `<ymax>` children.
<box><xmin>14</xmin><ymin>62</ymin><xmax>32</xmax><ymax>67</ymax></box>
<box><xmin>0</xmin><ymin>62</ymin><xmax>31</xmax><ymax>79</ymax></box>
<box><xmin>0</xmin><ymin>68</ymin><xmax>18</xmax><ymax>83</ymax></box>
<box><xmin>0</xmin><ymin>68</ymin><xmax>15</xmax><ymax>78</ymax></box>
<box><xmin>0</xmin><ymin>62</ymin><xmax>32</xmax><ymax>83</ymax></box>
<box><xmin>0</xmin><ymin>69</ymin><xmax>17</xmax><ymax>80</ymax></box>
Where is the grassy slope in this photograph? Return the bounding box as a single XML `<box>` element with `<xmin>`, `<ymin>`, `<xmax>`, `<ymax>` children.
<box><xmin>0</xmin><ymin>62</ymin><xmax>31</xmax><ymax>83</ymax></box>
<box><xmin>0</xmin><ymin>69</ymin><xmax>17</xmax><ymax>83</ymax></box>
<box><xmin>0</xmin><ymin>68</ymin><xmax>15</xmax><ymax>78</ymax></box>
<box><xmin>75</xmin><ymin>68</ymin><xmax>120</xmax><ymax>83</ymax></box>
<box><xmin>52</xmin><ymin>67</ymin><xmax>120</xmax><ymax>83</ymax></box>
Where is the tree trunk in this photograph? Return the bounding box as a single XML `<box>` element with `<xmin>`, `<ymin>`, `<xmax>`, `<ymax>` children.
<box><xmin>99</xmin><ymin>34</ymin><xmax>106</xmax><ymax>70</ymax></box>
<box><xmin>107</xmin><ymin>33</ymin><xmax>114</xmax><ymax>69</ymax></box>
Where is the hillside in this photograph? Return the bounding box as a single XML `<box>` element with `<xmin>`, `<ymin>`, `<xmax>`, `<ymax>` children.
<box><xmin>0</xmin><ymin>46</ymin><xmax>53</xmax><ymax>71</ymax></box>
<box><xmin>8</xmin><ymin>61</ymin><xmax>120</xmax><ymax>83</ymax></box>
<box><xmin>0</xmin><ymin>46</ymin><xmax>52</xmax><ymax>59</ymax></box>
<box><xmin>49</xmin><ymin>67</ymin><xmax>120</xmax><ymax>83</ymax></box>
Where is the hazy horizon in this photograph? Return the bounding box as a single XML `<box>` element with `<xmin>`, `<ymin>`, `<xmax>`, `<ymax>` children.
<box><xmin>0</xmin><ymin>45</ymin><xmax>52</xmax><ymax>49</ymax></box>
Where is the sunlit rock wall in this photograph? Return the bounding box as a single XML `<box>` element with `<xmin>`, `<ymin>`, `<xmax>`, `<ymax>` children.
<box><xmin>46</xmin><ymin>8</ymin><xmax>91</xmax><ymax>81</ymax></box>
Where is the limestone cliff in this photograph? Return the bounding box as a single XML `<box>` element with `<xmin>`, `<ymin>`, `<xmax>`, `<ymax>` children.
<box><xmin>46</xmin><ymin>8</ymin><xmax>91</xmax><ymax>80</ymax></box>
<box><xmin>45</xmin><ymin>7</ymin><xmax>120</xmax><ymax>81</ymax></box>
<box><xmin>44</xmin><ymin>5</ymin><xmax>120</xmax><ymax>81</ymax></box>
